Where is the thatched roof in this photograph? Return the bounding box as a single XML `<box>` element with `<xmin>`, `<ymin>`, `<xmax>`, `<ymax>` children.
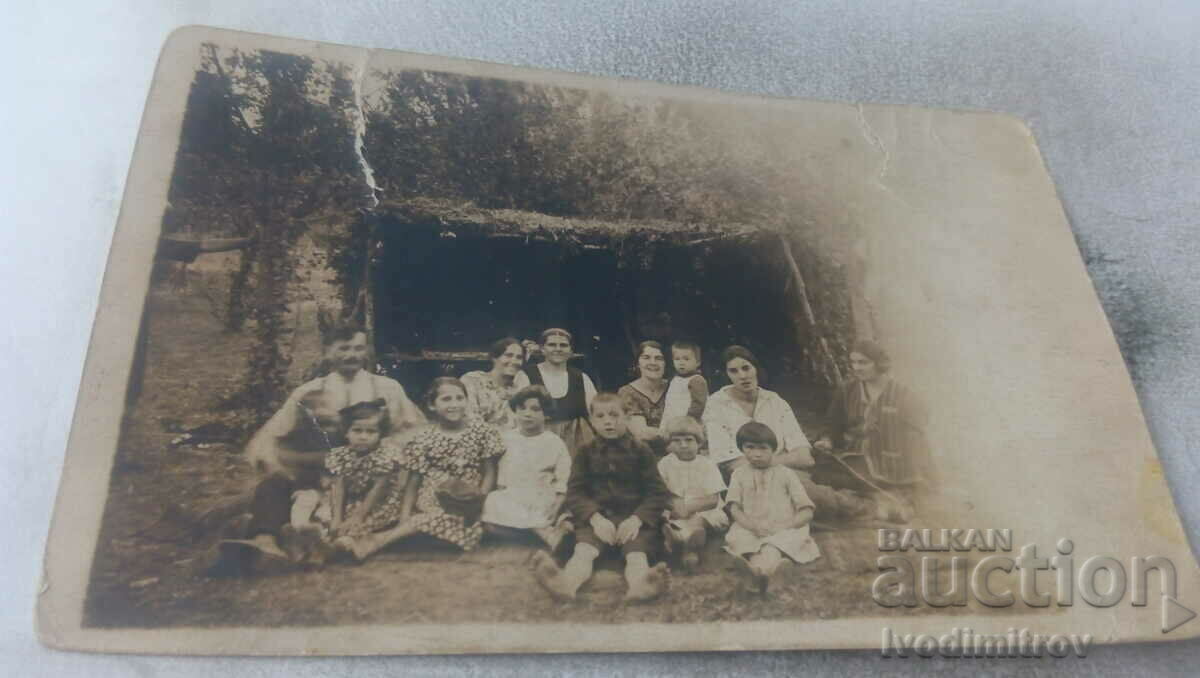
<box><xmin>376</xmin><ymin>198</ymin><xmax>770</xmax><ymax>248</ymax></box>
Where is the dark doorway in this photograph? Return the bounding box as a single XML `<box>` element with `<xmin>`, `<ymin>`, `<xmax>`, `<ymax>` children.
<box><xmin>372</xmin><ymin>220</ymin><xmax>628</xmax><ymax>390</ymax></box>
<box><xmin>371</xmin><ymin>217</ymin><xmax>827</xmax><ymax>412</ymax></box>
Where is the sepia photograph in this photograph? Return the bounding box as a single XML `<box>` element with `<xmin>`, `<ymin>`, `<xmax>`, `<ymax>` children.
<box><xmin>88</xmin><ymin>37</ymin><xmax>947</xmax><ymax>629</ymax></box>
<box><xmin>37</xmin><ymin>26</ymin><xmax>1200</xmax><ymax>655</ymax></box>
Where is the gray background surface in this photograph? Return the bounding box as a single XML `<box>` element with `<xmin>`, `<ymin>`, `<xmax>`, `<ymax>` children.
<box><xmin>3</xmin><ymin>1</ymin><xmax>1198</xmax><ymax>675</ymax></box>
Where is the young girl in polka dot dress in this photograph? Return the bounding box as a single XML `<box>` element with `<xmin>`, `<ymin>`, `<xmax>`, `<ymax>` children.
<box><xmin>338</xmin><ymin>377</ymin><xmax>504</xmax><ymax>560</ymax></box>
<box><xmin>324</xmin><ymin>399</ymin><xmax>408</xmax><ymax>539</ymax></box>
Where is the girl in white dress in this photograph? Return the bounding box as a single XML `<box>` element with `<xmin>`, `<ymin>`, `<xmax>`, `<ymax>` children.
<box><xmin>481</xmin><ymin>385</ymin><xmax>572</xmax><ymax>550</ymax></box>
<box><xmin>724</xmin><ymin>421</ymin><xmax>821</xmax><ymax>595</ymax></box>
<box><xmin>657</xmin><ymin>416</ymin><xmax>727</xmax><ymax>573</ymax></box>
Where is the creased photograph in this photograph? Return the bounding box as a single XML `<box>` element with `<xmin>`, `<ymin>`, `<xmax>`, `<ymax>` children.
<box><xmin>37</xmin><ymin>26</ymin><xmax>1200</xmax><ymax>655</ymax></box>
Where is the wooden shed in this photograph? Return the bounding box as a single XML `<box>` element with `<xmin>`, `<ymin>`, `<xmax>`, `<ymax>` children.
<box><xmin>344</xmin><ymin>198</ymin><xmax>853</xmax><ymax>403</ymax></box>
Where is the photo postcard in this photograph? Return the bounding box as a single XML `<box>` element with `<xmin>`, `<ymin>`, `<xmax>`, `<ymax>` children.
<box><xmin>37</xmin><ymin>25</ymin><xmax>1200</xmax><ymax>656</ymax></box>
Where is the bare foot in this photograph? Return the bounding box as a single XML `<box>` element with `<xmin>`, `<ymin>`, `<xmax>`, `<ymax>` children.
<box><xmin>725</xmin><ymin>547</ymin><xmax>767</xmax><ymax>595</ymax></box>
<box><xmin>244</xmin><ymin>534</ymin><xmax>288</xmax><ymax>561</ymax></box>
<box><xmin>333</xmin><ymin>535</ymin><xmax>376</xmax><ymax>563</ymax></box>
<box><xmin>625</xmin><ymin>563</ymin><xmax>670</xmax><ymax>603</ymax></box>
<box><xmin>278</xmin><ymin>525</ymin><xmax>306</xmax><ymax>563</ymax></box>
<box><xmin>531</xmin><ymin>551</ymin><xmax>576</xmax><ymax>601</ymax></box>
<box><xmin>533</xmin><ymin>526</ymin><xmax>565</xmax><ymax>552</ymax></box>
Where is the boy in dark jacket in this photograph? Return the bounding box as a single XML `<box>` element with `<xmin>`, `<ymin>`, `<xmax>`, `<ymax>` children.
<box><xmin>532</xmin><ymin>392</ymin><xmax>671</xmax><ymax>602</ymax></box>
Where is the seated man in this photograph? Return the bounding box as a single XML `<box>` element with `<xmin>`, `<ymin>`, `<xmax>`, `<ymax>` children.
<box><xmin>209</xmin><ymin>322</ymin><xmax>424</xmax><ymax>575</ymax></box>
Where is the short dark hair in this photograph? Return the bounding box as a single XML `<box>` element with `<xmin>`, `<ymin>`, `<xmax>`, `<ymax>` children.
<box><xmin>509</xmin><ymin>384</ymin><xmax>553</xmax><ymax>412</ymax></box>
<box><xmin>339</xmin><ymin>398</ymin><xmax>392</xmax><ymax>437</ymax></box>
<box><xmin>633</xmin><ymin>340</ymin><xmax>666</xmax><ymax>374</ymax></box>
<box><xmin>488</xmin><ymin>336</ymin><xmax>524</xmax><ymax>360</ymax></box>
<box><xmin>721</xmin><ymin>345</ymin><xmax>766</xmax><ymax>384</ymax></box>
<box><xmin>851</xmin><ymin>339</ymin><xmax>891</xmax><ymax>373</ymax></box>
<box><xmin>324</xmin><ymin>321</ymin><xmax>367</xmax><ymax>346</ymax></box>
<box><xmin>736</xmin><ymin>421</ymin><xmax>778</xmax><ymax>451</ymax></box>
<box><xmin>670</xmin><ymin>340</ymin><xmax>702</xmax><ymax>363</ymax></box>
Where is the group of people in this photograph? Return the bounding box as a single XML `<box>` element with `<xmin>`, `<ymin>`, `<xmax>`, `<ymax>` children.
<box><xmin>213</xmin><ymin>323</ymin><xmax>931</xmax><ymax>602</ymax></box>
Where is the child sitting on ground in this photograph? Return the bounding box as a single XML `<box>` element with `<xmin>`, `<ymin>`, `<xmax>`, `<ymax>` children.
<box><xmin>281</xmin><ymin>399</ymin><xmax>408</xmax><ymax>565</ymax></box>
<box><xmin>324</xmin><ymin>400</ymin><xmax>409</xmax><ymax>535</ymax></box>
<box><xmin>336</xmin><ymin>377</ymin><xmax>505</xmax><ymax>560</ymax></box>
<box><xmin>532</xmin><ymin>392</ymin><xmax>671</xmax><ymax>603</ymax></box>
<box><xmin>724</xmin><ymin>421</ymin><xmax>821</xmax><ymax>594</ymax></box>
<box><xmin>481</xmin><ymin>385</ymin><xmax>572</xmax><ymax>551</ymax></box>
<box><xmin>662</xmin><ymin>340</ymin><xmax>708</xmax><ymax>423</ymax></box>
<box><xmin>656</xmin><ymin>416</ymin><xmax>728</xmax><ymax>573</ymax></box>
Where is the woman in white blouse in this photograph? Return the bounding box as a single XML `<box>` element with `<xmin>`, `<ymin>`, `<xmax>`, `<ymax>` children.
<box><xmin>704</xmin><ymin>345</ymin><xmax>897</xmax><ymax>523</ymax></box>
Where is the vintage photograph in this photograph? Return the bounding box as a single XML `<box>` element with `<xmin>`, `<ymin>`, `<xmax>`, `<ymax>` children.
<box><xmin>83</xmin><ymin>38</ymin><xmax>953</xmax><ymax>629</ymax></box>
<box><xmin>40</xmin><ymin>27</ymin><xmax>1200</xmax><ymax>654</ymax></box>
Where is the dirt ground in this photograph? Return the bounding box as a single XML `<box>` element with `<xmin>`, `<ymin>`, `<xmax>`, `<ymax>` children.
<box><xmin>84</xmin><ymin>284</ymin><xmax>948</xmax><ymax>629</ymax></box>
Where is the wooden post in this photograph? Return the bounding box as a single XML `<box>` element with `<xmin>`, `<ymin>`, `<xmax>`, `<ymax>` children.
<box><xmin>778</xmin><ymin>234</ymin><xmax>843</xmax><ymax>385</ymax></box>
<box><xmin>846</xmin><ymin>236</ymin><xmax>878</xmax><ymax>341</ymax></box>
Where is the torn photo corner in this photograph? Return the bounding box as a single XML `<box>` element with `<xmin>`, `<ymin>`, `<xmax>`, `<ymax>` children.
<box><xmin>38</xmin><ymin>25</ymin><xmax>1200</xmax><ymax>655</ymax></box>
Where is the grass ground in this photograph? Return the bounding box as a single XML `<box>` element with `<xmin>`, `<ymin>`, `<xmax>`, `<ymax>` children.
<box><xmin>84</xmin><ymin>284</ymin><xmax>956</xmax><ymax>629</ymax></box>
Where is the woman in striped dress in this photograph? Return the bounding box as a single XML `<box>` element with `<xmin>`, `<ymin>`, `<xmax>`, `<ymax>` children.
<box><xmin>813</xmin><ymin>340</ymin><xmax>933</xmax><ymax>517</ymax></box>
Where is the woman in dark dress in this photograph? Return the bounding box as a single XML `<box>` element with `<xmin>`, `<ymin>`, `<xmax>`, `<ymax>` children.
<box><xmin>524</xmin><ymin>328</ymin><xmax>597</xmax><ymax>459</ymax></box>
<box><xmin>617</xmin><ymin>340</ymin><xmax>670</xmax><ymax>457</ymax></box>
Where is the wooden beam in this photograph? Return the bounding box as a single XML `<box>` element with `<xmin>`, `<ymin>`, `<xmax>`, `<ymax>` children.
<box><xmin>156</xmin><ymin>236</ymin><xmax>255</xmax><ymax>262</ymax></box>
<box><xmin>778</xmin><ymin>234</ymin><xmax>843</xmax><ymax>385</ymax></box>
<box><xmin>778</xmin><ymin>234</ymin><xmax>817</xmax><ymax>326</ymax></box>
<box><xmin>384</xmin><ymin>350</ymin><xmax>585</xmax><ymax>363</ymax></box>
<box><xmin>681</xmin><ymin>229</ymin><xmax>764</xmax><ymax>247</ymax></box>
